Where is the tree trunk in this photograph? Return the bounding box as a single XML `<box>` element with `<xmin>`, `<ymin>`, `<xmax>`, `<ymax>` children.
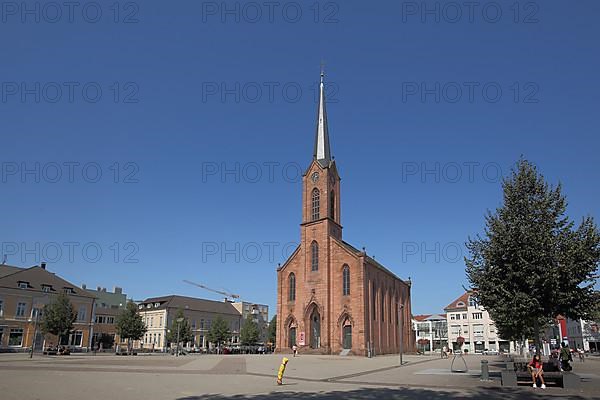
<box><xmin>534</xmin><ymin>319</ymin><xmax>541</xmax><ymax>355</ymax></box>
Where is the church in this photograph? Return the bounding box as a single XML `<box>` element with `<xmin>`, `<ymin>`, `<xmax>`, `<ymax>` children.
<box><xmin>276</xmin><ymin>72</ymin><xmax>414</xmax><ymax>356</ymax></box>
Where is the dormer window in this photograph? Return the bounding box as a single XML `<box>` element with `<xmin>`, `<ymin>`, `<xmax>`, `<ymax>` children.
<box><xmin>456</xmin><ymin>301</ymin><xmax>465</xmax><ymax>307</ymax></box>
<box><xmin>154</xmin><ymin>303</ymin><xmax>160</xmax><ymax>307</ymax></box>
<box><xmin>146</xmin><ymin>304</ymin><xmax>152</xmax><ymax>309</ymax></box>
<box><xmin>42</xmin><ymin>285</ymin><xmax>52</xmax><ymax>293</ymax></box>
<box><xmin>18</xmin><ymin>281</ymin><xmax>29</xmax><ymax>289</ymax></box>
<box><xmin>138</xmin><ymin>305</ymin><xmax>143</xmax><ymax>310</ymax></box>
<box><xmin>63</xmin><ymin>287</ymin><xmax>74</xmax><ymax>294</ymax></box>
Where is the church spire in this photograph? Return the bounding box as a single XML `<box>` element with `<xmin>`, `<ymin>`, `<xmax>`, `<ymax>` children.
<box><xmin>313</xmin><ymin>70</ymin><xmax>331</xmax><ymax>166</ymax></box>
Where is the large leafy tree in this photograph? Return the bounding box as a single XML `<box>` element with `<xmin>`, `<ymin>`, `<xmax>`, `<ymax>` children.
<box><xmin>240</xmin><ymin>316</ymin><xmax>259</xmax><ymax>345</ymax></box>
<box><xmin>165</xmin><ymin>309</ymin><xmax>193</xmax><ymax>346</ymax></box>
<box><xmin>40</xmin><ymin>293</ymin><xmax>76</xmax><ymax>344</ymax></box>
<box><xmin>207</xmin><ymin>316</ymin><xmax>231</xmax><ymax>348</ymax></box>
<box><xmin>268</xmin><ymin>315</ymin><xmax>277</xmax><ymax>346</ymax></box>
<box><xmin>115</xmin><ymin>301</ymin><xmax>147</xmax><ymax>354</ymax></box>
<box><xmin>466</xmin><ymin>159</ymin><xmax>599</xmax><ymax>349</ymax></box>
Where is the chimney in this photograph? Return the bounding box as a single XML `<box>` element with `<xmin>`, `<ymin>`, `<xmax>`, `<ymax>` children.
<box><xmin>114</xmin><ymin>287</ymin><xmax>122</xmax><ymax>294</ymax></box>
<box><xmin>41</xmin><ymin>262</ymin><xmax>46</xmax><ymax>270</ymax></box>
<box><xmin>82</xmin><ymin>284</ymin><xmax>87</xmax><ymax>290</ymax></box>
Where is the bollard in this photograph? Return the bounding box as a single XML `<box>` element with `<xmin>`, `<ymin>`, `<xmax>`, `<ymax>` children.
<box><xmin>481</xmin><ymin>360</ymin><xmax>489</xmax><ymax>381</ymax></box>
<box><xmin>276</xmin><ymin>357</ymin><xmax>289</xmax><ymax>385</ymax></box>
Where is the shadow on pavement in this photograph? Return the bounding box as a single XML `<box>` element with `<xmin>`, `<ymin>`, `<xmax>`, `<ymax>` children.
<box><xmin>177</xmin><ymin>387</ymin><xmax>595</xmax><ymax>400</ymax></box>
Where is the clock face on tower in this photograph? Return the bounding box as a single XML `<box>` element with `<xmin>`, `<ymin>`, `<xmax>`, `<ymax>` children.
<box><xmin>311</xmin><ymin>172</ymin><xmax>319</xmax><ymax>183</ymax></box>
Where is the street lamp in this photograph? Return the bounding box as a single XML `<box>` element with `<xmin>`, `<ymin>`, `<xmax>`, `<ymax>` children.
<box><xmin>398</xmin><ymin>304</ymin><xmax>405</xmax><ymax>366</ymax></box>
<box><xmin>175</xmin><ymin>317</ymin><xmax>184</xmax><ymax>357</ymax></box>
<box><xmin>29</xmin><ymin>295</ymin><xmax>49</xmax><ymax>359</ymax></box>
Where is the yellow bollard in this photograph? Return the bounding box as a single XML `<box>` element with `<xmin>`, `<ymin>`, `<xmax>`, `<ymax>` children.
<box><xmin>276</xmin><ymin>357</ymin><xmax>289</xmax><ymax>385</ymax></box>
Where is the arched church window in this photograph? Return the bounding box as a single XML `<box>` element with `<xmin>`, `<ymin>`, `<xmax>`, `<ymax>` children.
<box><xmin>288</xmin><ymin>273</ymin><xmax>296</xmax><ymax>302</ymax></box>
<box><xmin>342</xmin><ymin>265</ymin><xmax>350</xmax><ymax>296</ymax></box>
<box><xmin>311</xmin><ymin>241</ymin><xmax>319</xmax><ymax>271</ymax></box>
<box><xmin>311</xmin><ymin>188</ymin><xmax>320</xmax><ymax>221</ymax></box>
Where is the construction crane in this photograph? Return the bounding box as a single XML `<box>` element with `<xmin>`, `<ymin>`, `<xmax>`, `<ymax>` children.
<box><xmin>183</xmin><ymin>280</ymin><xmax>240</xmax><ymax>302</ymax></box>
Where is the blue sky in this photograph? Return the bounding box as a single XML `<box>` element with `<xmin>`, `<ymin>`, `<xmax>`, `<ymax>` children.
<box><xmin>1</xmin><ymin>0</ymin><xmax>599</xmax><ymax>316</ymax></box>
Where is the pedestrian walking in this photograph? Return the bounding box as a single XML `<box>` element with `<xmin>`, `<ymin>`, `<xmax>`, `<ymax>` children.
<box><xmin>559</xmin><ymin>342</ymin><xmax>573</xmax><ymax>371</ymax></box>
<box><xmin>292</xmin><ymin>345</ymin><xmax>298</xmax><ymax>357</ymax></box>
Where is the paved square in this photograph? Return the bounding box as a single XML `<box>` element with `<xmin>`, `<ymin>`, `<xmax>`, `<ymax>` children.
<box><xmin>0</xmin><ymin>353</ymin><xmax>598</xmax><ymax>399</ymax></box>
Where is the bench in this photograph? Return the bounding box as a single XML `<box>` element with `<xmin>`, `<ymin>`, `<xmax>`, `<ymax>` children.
<box><xmin>501</xmin><ymin>360</ymin><xmax>580</xmax><ymax>389</ymax></box>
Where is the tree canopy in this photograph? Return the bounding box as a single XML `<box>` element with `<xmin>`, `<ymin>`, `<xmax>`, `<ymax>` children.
<box><xmin>206</xmin><ymin>316</ymin><xmax>231</xmax><ymax>347</ymax></box>
<box><xmin>466</xmin><ymin>159</ymin><xmax>600</xmax><ymax>345</ymax></box>
<box><xmin>115</xmin><ymin>301</ymin><xmax>147</xmax><ymax>350</ymax></box>
<box><xmin>40</xmin><ymin>293</ymin><xmax>76</xmax><ymax>343</ymax></box>
<box><xmin>165</xmin><ymin>309</ymin><xmax>193</xmax><ymax>345</ymax></box>
<box><xmin>240</xmin><ymin>316</ymin><xmax>259</xmax><ymax>345</ymax></box>
<box><xmin>268</xmin><ymin>315</ymin><xmax>277</xmax><ymax>346</ymax></box>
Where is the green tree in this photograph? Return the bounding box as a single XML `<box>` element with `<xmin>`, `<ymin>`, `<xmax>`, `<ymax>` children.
<box><xmin>466</xmin><ymin>159</ymin><xmax>600</xmax><ymax>351</ymax></box>
<box><xmin>240</xmin><ymin>316</ymin><xmax>259</xmax><ymax>346</ymax></box>
<box><xmin>40</xmin><ymin>293</ymin><xmax>76</xmax><ymax>345</ymax></box>
<box><xmin>115</xmin><ymin>301</ymin><xmax>147</xmax><ymax>354</ymax></box>
<box><xmin>165</xmin><ymin>309</ymin><xmax>194</xmax><ymax>347</ymax></box>
<box><xmin>268</xmin><ymin>315</ymin><xmax>277</xmax><ymax>346</ymax></box>
<box><xmin>207</xmin><ymin>316</ymin><xmax>230</xmax><ymax>348</ymax></box>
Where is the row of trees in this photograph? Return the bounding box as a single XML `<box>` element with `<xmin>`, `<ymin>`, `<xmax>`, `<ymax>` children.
<box><xmin>465</xmin><ymin>158</ymin><xmax>600</xmax><ymax>352</ymax></box>
<box><xmin>39</xmin><ymin>297</ymin><xmax>280</xmax><ymax>351</ymax></box>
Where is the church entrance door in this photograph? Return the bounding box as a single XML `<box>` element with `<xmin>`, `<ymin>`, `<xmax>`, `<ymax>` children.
<box><xmin>309</xmin><ymin>309</ymin><xmax>321</xmax><ymax>349</ymax></box>
<box><xmin>342</xmin><ymin>325</ymin><xmax>352</xmax><ymax>349</ymax></box>
<box><xmin>289</xmin><ymin>327</ymin><xmax>296</xmax><ymax>348</ymax></box>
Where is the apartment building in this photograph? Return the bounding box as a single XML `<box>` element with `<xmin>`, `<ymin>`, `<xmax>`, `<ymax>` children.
<box><xmin>0</xmin><ymin>263</ymin><xmax>96</xmax><ymax>351</ymax></box>
<box><xmin>233</xmin><ymin>302</ymin><xmax>269</xmax><ymax>344</ymax></box>
<box><xmin>412</xmin><ymin>314</ymin><xmax>448</xmax><ymax>353</ymax></box>
<box><xmin>83</xmin><ymin>285</ymin><xmax>128</xmax><ymax>350</ymax></box>
<box><xmin>137</xmin><ymin>295</ymin><xmax>242</xmax><ymax>351</ymax></box>
<box><xmin>444</xmin><ymin>291</ymin><xmax>514</xmax><ymax>353</ymax></box>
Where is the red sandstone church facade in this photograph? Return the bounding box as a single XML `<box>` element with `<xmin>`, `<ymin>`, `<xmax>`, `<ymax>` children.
<box><xmin>276</xmin><ymin>73</ymin><xmax>414</xmax><ymax>356</ymax></box>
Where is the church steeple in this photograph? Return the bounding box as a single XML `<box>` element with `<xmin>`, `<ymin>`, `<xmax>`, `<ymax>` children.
<box><xmin>313</xmin><ymin>71</ymin><xmax>331</xmax><ymax>166</ymax></box>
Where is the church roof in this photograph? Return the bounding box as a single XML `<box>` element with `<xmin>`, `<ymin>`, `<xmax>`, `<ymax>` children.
<box><xmin>313</xmin><ymin>71</ymin><xmax>332</xmax><ymax>167</ymax></box>
<box><xmin>337</xmin><ymin>239</ymin><xmax>408</xmax><ymax>285</ymax></box>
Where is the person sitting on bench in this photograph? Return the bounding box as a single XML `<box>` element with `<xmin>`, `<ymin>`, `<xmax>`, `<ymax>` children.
<box><xmin>528</xmin><ymin>354</ymin><xmax>546</xmax><ymax>389</ymax></box>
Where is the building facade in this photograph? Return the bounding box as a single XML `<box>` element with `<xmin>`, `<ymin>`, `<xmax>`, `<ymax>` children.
<box><xmin>233</xmin><ymin>302</ymin><xmax>269</xmax><ymax>344</ymax></box>
<box><xmin>276</xmin><ymin>73</ymin><xmax>414</xmax><ymax>356</ymax></box>
<box><xmin>84</xmin><ymin>285</ymin><xmax>128</xmax><ymax>351</ymax></box>
<box><xmin>445</xmin><ymin>291</ymin><xmax>514</xmax><ymax>353</ymax></box>
<box><xmin>137</xmin><ymin>295</ymin><xmax>242</xmax><ymax>351</ymax></box>
<box><xmin>545</xmin><ymin>316</ymin><xmax>600</xmax><ymax>353</ymax></box>
<box><xmin>413</xmin><ymin>314</ymin><xmax>448</xmax><ymax>353</ymax></box>
<box><xmin>0</xmin><ymin>263</ymin><xmax>96</xmax><ymax>351</ymax></box>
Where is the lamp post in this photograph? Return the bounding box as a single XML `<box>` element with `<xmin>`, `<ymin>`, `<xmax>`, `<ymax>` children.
<box><xmin>29</xmin><ymin>308</ymin><xmax>40</xmax><ymax>358</ymax></box>
<box><xmin>399</xmin><ymin>304</ymin><xmax>405</xmax><ymax>366</ymax></box>
<box><xmin>175</xmin><ymin>317</ymin><xmax>184</xmax><ymax>357</ymax></box>
<box><xmin>29</xmin><ymin>295</ymin><xmax>48</xmax><ymax>359</ymax></box>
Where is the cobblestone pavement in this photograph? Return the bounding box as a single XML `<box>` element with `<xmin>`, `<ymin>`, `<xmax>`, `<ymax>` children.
<box><xmin>0</xmin><ymin>353</ymin><xmax>598</xmax><ymax>400</ymax></box>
